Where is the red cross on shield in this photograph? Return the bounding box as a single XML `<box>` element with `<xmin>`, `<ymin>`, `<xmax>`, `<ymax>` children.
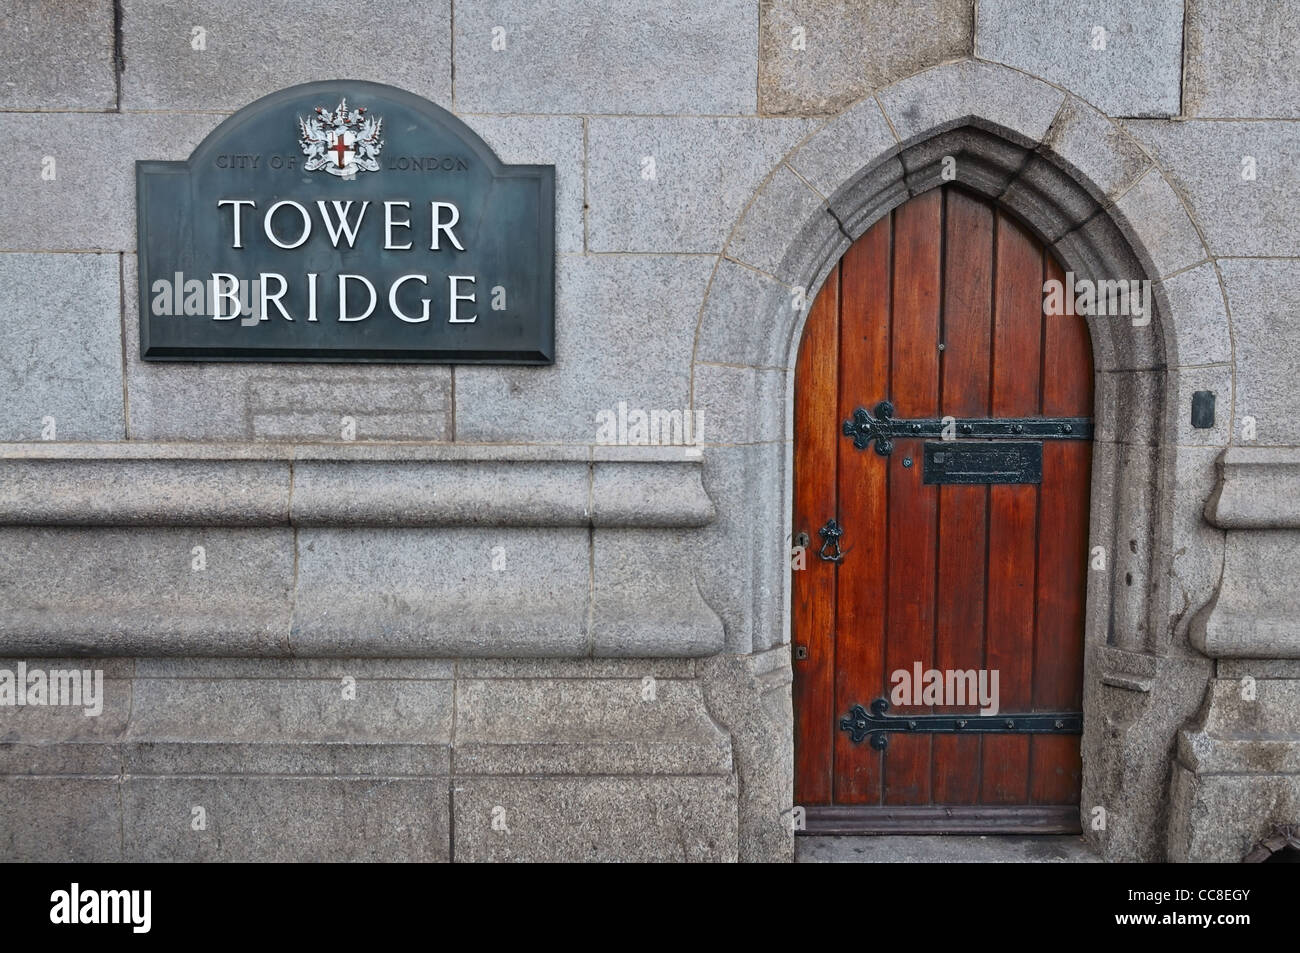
<box><xmin>327</xmin><ymin>130</ymin><xmax>355</xmax><ymax>170</ymax></box>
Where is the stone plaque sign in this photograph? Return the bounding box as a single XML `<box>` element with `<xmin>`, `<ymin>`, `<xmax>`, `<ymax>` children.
<box><xmin>137</xmin><ymin>81</ymin><xmax>555</xmax><ymax>363</ymax></box>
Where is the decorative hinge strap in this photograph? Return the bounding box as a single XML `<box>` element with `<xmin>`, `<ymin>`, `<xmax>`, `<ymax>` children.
<box><xmin>839</xmin><ymin>698</ymin><xmax>1084</xmax><ymax>750</ymax></box>
<box><xmin>842</xmin><ymin>400</ymin><xmax>1092</xmax><ymax>456</ymax></box>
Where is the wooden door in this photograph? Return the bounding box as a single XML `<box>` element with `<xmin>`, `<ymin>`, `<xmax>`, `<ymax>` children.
<box><xmin>792</xmin><ymin>186</ymin><xmax>1093</xmax><ymax>833</ymax></box>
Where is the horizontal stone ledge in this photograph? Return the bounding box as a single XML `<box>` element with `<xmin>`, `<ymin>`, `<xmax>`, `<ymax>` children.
<box><xmin>0</xmin><ymin>444</ymin><xmax>714</xmax><ymax>529</ymax></box>
<box><xmin>1205</xmin><ymin>447</ymin><xmax>1300</xmax><ymax>529</ymax></box>
<box><xmin>0</xmin><ymin>524</ymin><xmax>725</xmax><ymax>659</ymax></box>
<box><xmin>0</xmin><ymin>742</ymin><xmax>449</xmax><ymax>778</ymax></box>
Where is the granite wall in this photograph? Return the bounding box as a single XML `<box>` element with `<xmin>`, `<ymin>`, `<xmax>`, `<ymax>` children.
<box><xmin>1</xmin><ymin>0</ymin><xmax>1298</xmax><ymax>862</ymax></box>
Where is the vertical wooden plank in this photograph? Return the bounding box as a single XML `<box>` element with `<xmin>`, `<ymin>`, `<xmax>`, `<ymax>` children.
<box><xmin>882</xmin><ymin>189</ymin><xmax>941</xmax><ymax>805</ymax></box>
<box><xmin>833</xmin><ymin>215</ymin><xmax>892</xmax><ymax>804</ymax></box>
<box><xmin>933</xmin><ymin>189</ymin><xmax>993</xmax><ymax>805</ymax></box>
<box><xmin>792</xmin><ymin>266</ymin><xmax>840</xmax><ymax>805</ymax></box>
<box><xmin>1031</xmin><ymin>253</ymin><xmax>1092</xmax><ymax>805</ymax></box>
<box><xmin>981</xmin><ymin>210</ymin><xmax>1041</xmax><ymax>804</ymax></box>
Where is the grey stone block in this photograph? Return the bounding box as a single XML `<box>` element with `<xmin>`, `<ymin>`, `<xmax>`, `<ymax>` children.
<box><xmin>292</xmin><ymin>460</ymin><xmax>589</xmax><ymax>527</ymax></box>
<box><xmin>1167</xmin><ymin>445</ymin><xmax>1225</xmax><ymax>645</ymax></box>
<box><xmin>454</xmin><ymin>658</ymin><xmax>695</xmax><ymax>679</ymax></box>
<box><xmin>1001</xmin><ymin>155</ymin><xmax>1102</xmax><ymax>243</ymax></box>
<box><xmin>727</xmin><ymin>163</ymin><xmax>829</xmax><ymax>279</ymax></box>
<box><xmin>0</xmin><ymin>527</ymin><xmax>294</xmax><ymax>656</ymax></box>
<box><xmin>1169</xmin><ymin>678</ymin><xmax>1300</xmax><ymax>861</ymax></box>
<box><xmin>1111</xmin><ymin>169</ymin><xmax>1208</xmax><ymax>280</ymax></box>
<box><xmin>788</xmin><ymin>98</ymin><xmax>899</xmax><ymax>198</ymax></box>
<box><xmin>1206</xmin><ymin>448</ymin><xmax>1300</xmax><ymax>531</ymax></box>
<box><xmin>689</xmin><ymin>442</ymin><xmax>790</xmax><ymax>654</ymax></box>
<box><xmin>0</xmin><ymin>459</ymin><xmax>290</xmax><ymax>525</ymax></box>
<box><xmin>0</xmin><ymin>659</ymin><xmax>131</xmax><ymax>742</ymax></box>
<box><xmin>0</xmin><ymin>0</ymin><xmax>116</xmax><ymax>110</ymax></box>
<box><xmin>123</xmin><ymin>741</ymin><xmax>446</xmax><ymax>778</ymax></box>
<box><xmin>122</xmin><ymin>777</ymin><xmax>448</xmax><ymax>861</ymax></box>
<box><xmin>830</xmin><ymin>153</ymin><xmax>908</xmax><ymax>240</ymax></box>
<box><xmin>1184</xmin><ymin>0</ymin><xmax>1300</xmax><ymax>118</ymax></box>
<box><xmin>291</xmin><ymin>527</ymin><xmax>589</xmax><ymax>657</ymax></box>
<box><xmin>976</xmin><ymin>0</ymin><xmax>1183</xmax><ymax>117</ymax></box>
<box><xmin>122</xmin><ymin>255</ymin><xmax>454</xmax><ymax>441</ymax></box>
<box><xmin>1125</xmin><ymin>120</ymin><xmax>1300</xmax><ymax>258</ymax></box>
<box><xmin>452</xmin><ymin>678</ymin><xmax>732</xmax><ymax>775</ymax></box>
<box><xmin>699</xmin><ymin>647</ymin><xmax>796</xmax><ymax>862</ymax></box>
<box><xmin>590</xmin><ymin>460</ymin><xmax>715</xmax><ymax>528</ymax></box>
<box><xmin>876</xmin><ymin>59</ymin><xmax>1065</xmax><ymax>149</ymax></box>
<box><xmin>898</xmin><ymin>126</ymin><xmax>1030</xmax><ymax>202</ymax></box>
<box><xmin>247</xmin><ymin>378</ymin><xmax>452</xmax><ymax>442</ymax></box>
<box><xmin>1219</xmin><ymin>258</ymin><xmax>1300</xmax><ymax>446</ymax></box>
<box><xmin>696</xmin><ymin>258</ymin><xmax>798</xmax><ymax>368</ymax></box>
<box><xmin>452</xmin><ymin>0</ymin><xmax>756</xmax><ymax>115</ymax></box>
<box><xmin>1156</xmin><ymin>261</ymin><xmax>1231</xmax><ymax>367</ymax></box>
<box><xmin>1081</xmin><ymin>652</ymin><xmax>1212</xmax><ymax>860</ymax></box>
<box><xmin>0</xmin><ymin>778</ymin><xmax>123</xmax><ymax>861</ymax></box>
<box><xmin>126</xmin><ymin>675</ymin><xmax>454</xmax><ymax>744</ymax></box>
<box><xmin>745</xmin><ymin>444</ymin><xmax>791</xmax><ymax>652</ymax></box>
<box><xmin>590</xmin><ymin>528</ymin><xmax>726</xmax><ymax>657</ymax></box>
<box><xmin>1101</xmin><ymin>440</ymin><xmax>1160</xmax><ymax>650</ymax></box>
<box><xmin>121</xmin><ymin>0</ymin><xmax>451</xmax><ymax>110</ymax></box>
<box><xmin>1169</xmin><ymin>767</ymin><xmax>1300</xmax><ymax>863</ymax></box>
<box><xmin>1221</xmin><ymin>659</ymin><xmax>1300</xmax><ymax>681</ymax></box>
<box><xmin>0</xmin><ymin>253</ymin><xmax>124</xmax><ymax>441</ymax></box>
<box><xmin>452</xmin><ymin>775</ymin><xmax>737</xmax><ymax>862</ymax></box>
<box><xmin>1094</xmin><ymin>370</ymin><xmax>1162</xmax><ymax>446</ymax></box>
<box><xmin>1053</xmin><ymin>211</ymin><xmax>1164</xmax><ymax>372</ymax></box>
<box><xmin>0</xmin><ymin>114</ymin><xmax>213</xmax><ymax>252</ymax></box>
<box><xmin>0</xmin><ymin>742</ymin><xmax>122</xmax><ymax>777</ymax></box>
<box><xmin>1041</xmin><ymin>96</ymin><xmax>1152</xmax><ymax>204</ymax></box>
<box><xmin>464</xmin><ymin>115</ymin><xmax>585</xmax><ymax>254</ymax></box>
<box><xmin>692</xmin><ymin>364</ymin><xmax>785</xmax><ymax>445</ymax></box>
<box><xmin>289</xmin><ymin>443</ymin><xmax>590</xmax><ymax>463</ymax></box>
<box><xmin>455</xmin><ymin>255</ymin><xmax>707</xmax><ymax>443</ymax></box>
<box><xmin>1180</xmin><ymin>679</ymin><xmax>1300</xmax><ymax>773</ymax></box>
<box><xmin>133</xmin><ymin>657</ymin><xmax>455</xmax><ymax>680</ymax></box>
<box><xmin>758</xmin><ymin>0</ymin><xmax>972</xmax><ymax>116</ymax></box>
<box><xmin>1192</xmin><ymin>529</ymin><xmax>1300</xmax><ymax>658</ymax></box>
<box><xmin>587</xmin><ymin>117</ymin><xmax>817</xmax><ymax>253</ymax></box>
<box><xmin>767</xmin><ymin>204</ymin><xmax>851</xmax><ymax>292</ymax></box>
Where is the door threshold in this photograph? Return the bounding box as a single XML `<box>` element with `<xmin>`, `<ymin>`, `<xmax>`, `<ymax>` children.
<box><xmin>801</xmin><ymin>805</ymin><xmax>1081</xmax><ymax>835</ymax></box>
<box><xmin>795</xmin><ymin>832</ymin><xmax>1101</xmax><ymax>863</ymax></box>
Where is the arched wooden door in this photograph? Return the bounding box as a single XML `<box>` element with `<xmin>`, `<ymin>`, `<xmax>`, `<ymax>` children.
<box><xmin>792</xmin><ymin>186</ymin><xmax>1093</xmax><ymax>833</ymax></box>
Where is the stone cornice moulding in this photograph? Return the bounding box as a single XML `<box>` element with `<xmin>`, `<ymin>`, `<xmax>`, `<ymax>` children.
<box><xmin>1192</xmin><ymin>447</ymin><xmax>1300</xmax><ymax>659</ymax></box>
<box><xmin>0</xmin><ymin>443</ymin><xmax>715</xmax><ymax>529</ymax></box>
<box><xmin>1204</xmin><ymin>447</ymin><xmax>1300</xmax><ymax>530</ymax></box>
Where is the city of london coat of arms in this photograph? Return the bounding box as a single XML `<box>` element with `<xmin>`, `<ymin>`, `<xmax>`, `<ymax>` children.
<box><xmin>298</xmin><ymin>99</ymin><xmax>384</xmax><ymax>178</ymax></box>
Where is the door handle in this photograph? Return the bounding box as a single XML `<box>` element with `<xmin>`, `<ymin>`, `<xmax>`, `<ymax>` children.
<box><xmin>817</xmin><ymin>519</ymin><xmax>845</xmax><ymax>562</ymax></box>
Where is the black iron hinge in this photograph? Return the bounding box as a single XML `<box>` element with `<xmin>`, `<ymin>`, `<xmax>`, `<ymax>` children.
<box><xmin>843</xmin><ymin>401</ymin><xmax>1092</xmax><ymax>456</ymax></box>
<box><xmin>840</xmin><ymin>698</ymin><xmax>1083</xmax><ymax>750</ymax></box>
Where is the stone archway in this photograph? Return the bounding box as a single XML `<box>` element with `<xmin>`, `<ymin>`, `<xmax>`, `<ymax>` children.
<box><xmin>693</xmin><ymin>59</ymin><xmax>1226</xmax><ymax>862</ymax></box>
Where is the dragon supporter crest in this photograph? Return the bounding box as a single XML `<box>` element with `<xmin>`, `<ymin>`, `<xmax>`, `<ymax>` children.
<box><xmin>298</xmin><ymin>98</ymin><xmax>383</xmax><ymax>178</ymax></box>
